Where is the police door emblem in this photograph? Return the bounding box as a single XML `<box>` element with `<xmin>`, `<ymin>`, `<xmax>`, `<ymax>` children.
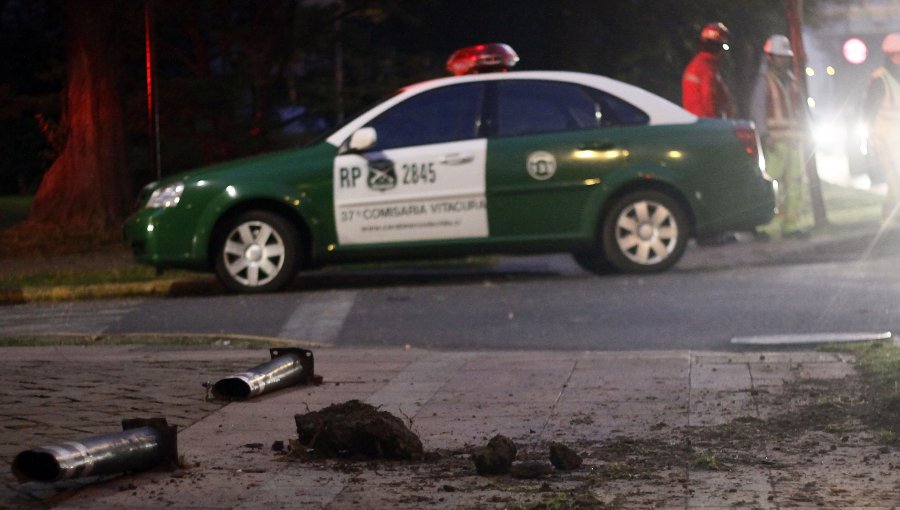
<box><xmin>526</xmin><ymin>151</ymin><xmax>556</xmax><ymax>181</ymax></box>
<box><xmin>367</xmin><ymin>160</ymin><xmax>397</xmax><ymax>191</ymax></box>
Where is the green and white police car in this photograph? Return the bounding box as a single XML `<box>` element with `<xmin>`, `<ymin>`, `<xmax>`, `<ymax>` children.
<box><xmin>125</xmin><ymin>54</ymin><xmax>775</xmax><ymax>293</ymax></box>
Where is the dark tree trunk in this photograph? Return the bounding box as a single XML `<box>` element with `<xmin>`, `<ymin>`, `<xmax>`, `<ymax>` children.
<box><xmin>26</xmin><ymin>0</ymin><xmax>131</xmax><ymax>235</ymax></box>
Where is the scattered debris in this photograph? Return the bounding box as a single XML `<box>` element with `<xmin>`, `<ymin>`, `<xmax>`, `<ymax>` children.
<box><xmin>472</xmin><ymin>434</ymin><xmax>517</xmax><ymax>475</ymax></box>
<box><xmin>294</xmin><ymin>400</ymin><xmax>423</xmax><ymax>460</ymax></box>
<box><xmin>509</xmin><ymin>461</ymin><xmax>552</xmax><ymax>479</ymax></box>
<box><xmin>549</xmin><ymin>442</ymin><xmax>582</xmax><ymax>471</ymax></box>
<box><xmin>212</xmin><ymin>348</ymin><xmax>317</xmax><ymax>401</ymax></box>
<box><xmin>12</xmin><ymin>417</ymin><xmax>178</xmax><ymax>483</ymax></box>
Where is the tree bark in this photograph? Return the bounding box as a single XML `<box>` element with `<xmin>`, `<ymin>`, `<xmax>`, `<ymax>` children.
<box><xmin>26</xmin><ymin>0</ymin><xmax>131</xmax><ymax>235</ymax></box>
<box><xmin>786</xmin><ymin>0</ymin><xmax>829</xmax><ymax>227</ymax></box>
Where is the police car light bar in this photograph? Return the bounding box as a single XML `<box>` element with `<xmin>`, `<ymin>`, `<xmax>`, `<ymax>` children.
<box><xmin>446</xmin><ymin>43</ymin><xmax>520</xmax><ymax>76</ymax></box>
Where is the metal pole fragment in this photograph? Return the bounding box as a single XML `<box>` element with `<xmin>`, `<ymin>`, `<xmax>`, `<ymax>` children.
<box><xmin>12</xmin><ymin>418</ymin><xmax>178</xmax><ymax>483</ymax></box>
<box><xmin>212</xmin><ymin>348</ymin><xmax>315</xmax><ymax>400</ymax></box>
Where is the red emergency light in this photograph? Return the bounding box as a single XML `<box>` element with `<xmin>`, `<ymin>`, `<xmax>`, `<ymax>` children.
<box><xmin>842</xmin><ymin>38</ymin><xmax>868</xmax><ymax>64</ymax></box>
<box><xmin>446</xmin><ymin>43</ymin><xmax>520</xmax><ymax>76</ymax></box>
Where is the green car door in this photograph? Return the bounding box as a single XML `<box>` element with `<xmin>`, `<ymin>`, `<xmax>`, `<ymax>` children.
<box><xmin>485</xmin><ymin>79</ymin><xmax>645</xmax><ymax>242</ymax></box>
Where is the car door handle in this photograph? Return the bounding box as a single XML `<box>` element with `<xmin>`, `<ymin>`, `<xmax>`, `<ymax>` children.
<box><xmin>578</xmin><ymin>142</ymin><xmax>618</xmax><ymax>151</ymax></box>
<box><xmin>439</xmin><ymin>153</ymin><xmax>475</xmax><ymax>165</ymax></box>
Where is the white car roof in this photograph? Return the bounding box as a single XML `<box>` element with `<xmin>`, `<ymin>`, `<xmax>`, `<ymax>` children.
<box><xmin>326</xmin><ymin>70</ymin><xmax>697</xmax><ymax>147</ymax></box>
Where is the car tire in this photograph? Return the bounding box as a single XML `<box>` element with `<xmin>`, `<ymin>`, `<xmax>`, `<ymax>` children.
<box><xmin>600</xmin><ymin>190</ymin><xmax>688</xmax><ymax>273</ymax></box>
<box><xmin>214</xmin><ymin>210</ymin><xmax>301</xmax><ymax>293</ymax></box>
<box><xmin>571</xmin><ymin>249</ymin><xmax>615</xmax><ymax>275</ymax></box>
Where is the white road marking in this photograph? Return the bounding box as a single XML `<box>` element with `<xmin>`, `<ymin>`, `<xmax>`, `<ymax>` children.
<box><xmin>731</xmin><ymin>331</ymin><xmax>892</xmax><ymax>345</ymax></box>
<box><xmin>278</xmin><ymin>290</ymin><xmax>357</xmax><ymax>343</ymax></box>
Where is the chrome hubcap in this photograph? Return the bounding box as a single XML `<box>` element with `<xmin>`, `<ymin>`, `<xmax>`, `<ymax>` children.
<box><xmin>245</xmin><ymin>244</ymin><xmax>263</xmax><ymax>262</ymax></box>
<box><xmin>223</xmin><ymin>221</ymin><xmax>285</xmax><ymax>287</ymax></box>
<box><xmin>614</xmin><ymin>200</ymin><xmax>678</xmax><ymax>265</ymax></box>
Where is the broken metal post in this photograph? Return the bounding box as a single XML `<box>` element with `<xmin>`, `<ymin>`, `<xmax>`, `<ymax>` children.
<box><xmin>12</xmin><ymin>418</ymin><xmax>178</xmax><ymax>483</ymax></box>
<box><xmin>213</xmin><ymin>348</ymin><xmax>315</xmax><ymax>400</ymax></box>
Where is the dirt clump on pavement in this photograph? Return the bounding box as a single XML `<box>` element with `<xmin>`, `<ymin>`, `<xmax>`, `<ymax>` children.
<box><xmin>472</xmin><ymin>434</ymin><xmax>517</xmax><ymax>475</ymax></box>
<box><xmin>549</xmin><ymin>442</ymin><xmax>583</xmax><ymax>471</ymax></box>
<box><xmin>279</xmin><ymin>373</ymin><xmax>899</xmax><ymax>508</ymax></box>
<box><xmin>294</xmin><ymin>400</ymin><xmax>423</xmax><ymax>460</ymax></box>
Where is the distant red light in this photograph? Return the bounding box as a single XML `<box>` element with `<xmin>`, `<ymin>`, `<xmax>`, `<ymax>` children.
<box><xmin>843</xmin><ymin>38</ymin><xmax>868</xmax><ymax>64</ymax></box>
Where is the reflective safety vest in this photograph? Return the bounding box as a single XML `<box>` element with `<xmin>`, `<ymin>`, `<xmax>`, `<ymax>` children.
<box><xmin>872</xmin><ymin>67</ymin><xmax>900</xmax><ymax>129</ymax></box>
<box><xmin>763</xmin><ymin>69</ymin><xmax>803</xmax><ymax>141</ymax></box>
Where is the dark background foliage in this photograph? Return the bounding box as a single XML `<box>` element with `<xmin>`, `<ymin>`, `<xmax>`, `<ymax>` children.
<box><xmin>0</xmin><ymin>0</ymin><xmax>830</xmax><ymax>196</ymax></box>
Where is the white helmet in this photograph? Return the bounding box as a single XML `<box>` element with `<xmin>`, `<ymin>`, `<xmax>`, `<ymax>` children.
<box><xmin>764</xmin><ymin>34</ymin><xmax>794</xmax><ymax>57</ymax></box>
<box><xmin>883</xmin><ymin>32</ymin><xmax>900</xmax><ymax>54</ymax></box>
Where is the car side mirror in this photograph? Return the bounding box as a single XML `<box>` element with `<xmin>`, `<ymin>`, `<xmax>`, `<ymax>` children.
<box><xmin>347</xmin><ymin>127</ymin><xmax>377</xmax><ymax>152</ymax></box>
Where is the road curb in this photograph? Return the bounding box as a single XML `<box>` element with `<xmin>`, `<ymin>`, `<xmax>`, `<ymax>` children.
<box><xmin>0</xmin><ymin>278</ymin><xmax>218</xmax><ymax>305</ymax></box>
<box><xmin>0</xmin><ymin>332</ymin><xmax>330</xmax><ymax>349</ymax></box>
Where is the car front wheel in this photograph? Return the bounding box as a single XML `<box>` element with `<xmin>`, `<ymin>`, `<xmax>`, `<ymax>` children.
<box><xmin>214</xmin><ymin>211</ymin><xmax>300</xmax><ymax>293</ymax></box>
<box><xmin>601</xmin><ymin>191</ymin><xmax>688</xmax><ymax>273</ymax></box>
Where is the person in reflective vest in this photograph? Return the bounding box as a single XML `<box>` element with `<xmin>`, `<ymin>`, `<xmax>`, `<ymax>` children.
<box><xmin>750</xmin><ymin>34</ymin><xmax>809</xmax><ymax>239</ymax></box>
<box><xmin>864</xmin><ymin>32</ymin><xmax>900</xmax><ymax>219</ymax></box>
<box><xmin>682</xmin><ymin>22</ymin><xmax>734</xmax><ymax>119</ymax></box>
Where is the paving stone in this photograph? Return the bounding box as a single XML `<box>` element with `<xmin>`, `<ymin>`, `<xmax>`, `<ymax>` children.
<box><xmin>4</xmin><ymin>346</ymin><xmax>900</xmax><ymax>509</ymax></box>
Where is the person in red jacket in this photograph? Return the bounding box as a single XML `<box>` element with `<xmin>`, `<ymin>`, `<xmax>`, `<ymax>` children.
<box><xmin>682</xmin><ymin>22</ymin><xmax>734</xmax><ymax>118</ymax></box>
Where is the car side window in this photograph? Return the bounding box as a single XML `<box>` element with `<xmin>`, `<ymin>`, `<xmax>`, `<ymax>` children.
<box><xmin>494</xmin><ymin>81</ymin><xmax>600</xmax><ymax>137</ymax></box>
<box><xmin>365</xmin><ymin>83</ymin><xmax>484</xmax><ymax>150</ymax></box>
<box><xmin>586</xmin><ymin>88</ymin><xmax>650</xmax><ymax>127</ymax></box>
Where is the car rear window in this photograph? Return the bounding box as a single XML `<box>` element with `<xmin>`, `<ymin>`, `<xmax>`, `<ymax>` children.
<box><xmin>587</xmin><ymin>88</ymin><xmax>650</xmax><ymax>127</ymax></box>
<box><xmin>492</xmin><ymin>80</ymin><xmax>649</xmax><ymax>138</ymax></box>
<box><xmin>494</xmin><ymin>81</ymin><xmax>600</xmax><ymax>137</ymax></box>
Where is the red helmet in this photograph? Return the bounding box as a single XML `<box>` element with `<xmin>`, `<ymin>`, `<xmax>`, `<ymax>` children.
<box><xmin>446</xmin><ymin>43</ymin><xmax>520</xmax><ymax>76</ymax></box>
<box><xmin>883</xmin><ymin>32</ymin><xmax>900</xmax><ymax>54</ymax></box>
<box><xmin>700</xmin><ymin>22</ymin><xmax>730</xmax><ymax>44</ymax></box>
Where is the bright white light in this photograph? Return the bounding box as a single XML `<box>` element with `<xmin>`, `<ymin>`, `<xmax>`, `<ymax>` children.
<box><xmin>226</xmin><ymin>185</ymin><xmax>237</xmax><ymax>197</ymax></box>
<box><xmin>806</xmin><ymin>66</ymin><xmax>815</xmax><ymax>76</ymax></box>
<box><xmin>826</xmin><ymin>66</ymin><xmax>836</xmax><ymax>76</ymax></box>
<box><xmin>843</xmin><ymin>38</ymin><xmax>868</xmax><ymax>64</ymax></box>
<box><xmin>807</xmin><ymin>97</ymin><xmax>816</xmax><ymax>108</ymax></box>
<box><xmin>813</xmin><ymin>121</ymin><xmax>844</xmax><ymax>146</ymax></box>
<box><xmin>856</xmin><ymin>122</ymin><xmax>869</xmax><ymax>155</ymax></box>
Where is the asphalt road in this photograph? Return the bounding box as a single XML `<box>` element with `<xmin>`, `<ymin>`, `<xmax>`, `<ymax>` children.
<box><xmin>3</xmin><ymin>234</ymin><xmax>899</xmax><ymax>350</ymax></box>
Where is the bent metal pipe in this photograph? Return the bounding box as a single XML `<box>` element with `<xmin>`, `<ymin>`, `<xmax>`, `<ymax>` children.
<box><xmin>12</xmin><ymin>418</ymin><xmax>178</xmax><ymax>483</ymax></box>
<box><xmin>212</xmin><ymin>347</ymin><xmax>316</xmax><ymax>400</ymax></box>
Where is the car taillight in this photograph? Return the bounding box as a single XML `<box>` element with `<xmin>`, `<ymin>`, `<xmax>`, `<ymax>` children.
<box><xmin>732</xmin><ymin>120</ymin><xmax>766</xmax><ymax>173</ymax></box>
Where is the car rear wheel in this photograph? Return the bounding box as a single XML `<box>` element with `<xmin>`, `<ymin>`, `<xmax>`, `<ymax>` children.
<box><xmin>600</xmin><ymin>190</ymin><xmax>688</xmax><ymax>273</ymax></box>
<box><xmin>214</xmin><ymin>211</ymin><xmax>300</xmax><ymax>293</ymax></box>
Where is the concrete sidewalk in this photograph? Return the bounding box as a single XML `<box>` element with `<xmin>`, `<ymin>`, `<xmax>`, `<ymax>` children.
<box><xmin>3</xmin><ymin>344</ymin><xmax>899</xmax><ymax>509</ymax></box>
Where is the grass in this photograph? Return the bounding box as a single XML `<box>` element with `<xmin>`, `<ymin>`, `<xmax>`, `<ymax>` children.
<box><xmin>0</xmin><ymin>195</ymin><xmax>31</xmax><ymax>230</ymax></box>
<box><xmin>817</xmin><ymin>181</ymin><xmax>884</xmax><ymax>228</ymax></box>
<box><xmin>689</xmin><ymin>450</ymin><xmax>720</xmax><ymax>471</ymax></box>
<box><xmin>821</xmin><ymin>341</ymin><xmax>900</xmax><ymax>441</ymax></box>
<box><xmin>0</xmin><ymin>266</ymin><xmax>195</xmax><ymax>289</ymax></box>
